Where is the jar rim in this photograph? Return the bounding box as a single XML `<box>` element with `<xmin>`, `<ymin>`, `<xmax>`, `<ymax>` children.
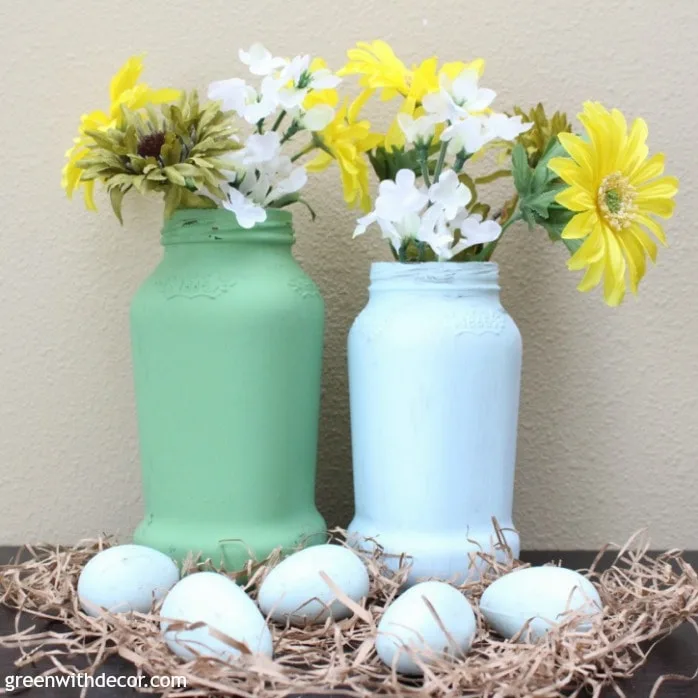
<box><xmin>369</xmin><ymin>261</ymin><xmax>500</xmax><ymax>291</ymax></box>
<box><xmin>161</xmin><ymin>208</ymin><xmax>294</xmax><ymax>245</ymax></box>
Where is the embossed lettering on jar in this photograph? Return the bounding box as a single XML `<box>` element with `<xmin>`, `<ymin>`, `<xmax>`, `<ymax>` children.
<box><xmin>348</xmin><ymin>262</ymin><xmax>521</xmax><ymax>585</ymax></box>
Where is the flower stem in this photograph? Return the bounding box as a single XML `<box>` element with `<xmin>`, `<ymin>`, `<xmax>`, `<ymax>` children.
<box><xmin>454</xmin><ymin>150</ymin><xmax>469</xmax><ymax>173</ymax></box>
<box><xmin>432</xmin><ymin>141</ymin><xmax>449</xmax><ymax>182</ymax></box>
<box><xmin>291</xmin><ymin>143</ymin><xmax>316</xmax><ymax>162</ymax></box>
<box><xmin>271</xmin><ymin>110</ymin><xmax>286</xmax><ymax>132</ymax></box>
<box><xmin>419</xmin><ymin>150</ymin><xmax>432</xmax><ymax>188</ymax></box>
<box><xmin>281</xmin><ymin>121</ymin><xmax>301</xmax><ymax>144</ymax></box>
<box><xmin>256</xmin><ymin>119</ymin><xmax>265</xmax><ymax>134</ymax></box>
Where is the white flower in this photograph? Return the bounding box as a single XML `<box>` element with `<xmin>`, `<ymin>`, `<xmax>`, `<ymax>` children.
<box><xmin>208</xmin><ymin>78</ymin><xmax>256</xmax><ymax>114</ymax></box>
<box><xmin>240</xmin><ymin>132</ymin><xmax>281</xmax><ymax>166</ymax></box>
<box><xmin>299</xmin><ymin>104</ymin><xmax>335</xmax><ymax>131</ymax></box>
<box><xmin>207</xmin><ymin>77</ymin><xmax>279</xmax><ymax>124</ymax></box>
<box><xmin>485</xmin><ymin>113</ymin><xmax>532</xmax><ymax>141</ymax></box>
<box><xmin>440</xmin><ymin>116</ymin><xmax>490</xmax><ymax>155</ymax></box>
<box><xmin>353</xmin><ymin>212</ymin><xmax>376</xmax><ymax>238</ymax></box>
<box><xmin>277</xmin><ymin>56</ymin><xmax>340</xmax><ymax>111</ymax></box>
<box><xmin>354</xmin><ymin>211</ymin><xmax>420</xmax><ymax>253</ymax></box>
<box><xmin>237</xmin><ymin>169</ymin><xmax>272</xmax><ymax>204</ymax></box>
<box><xmin>421</xmin><ymin>90</ymin><xmax>453</xmax><ymax>123</ymax></box>
<box><xmin>424</xmin><ymin>69</ymin><xmax>497</xmax><ymax>123</ymax></box>
<box><xmin>239</xmin><ymin>43</ymin><xmax>287</xmax><ymax>76</ymax></box>
<box><xmin>353</xmin><ymin>170</ymin><xmax>428</xmax><ymax>252</ymax></box>
<box><xmin>397</xmin><ymin>113</ymin><xmax>439</xmax><ymax>145</ymax></box>
<box><xmin>223</xmin><ymin>188</ymin><xmax>267</xmax><ymax>229</ymax></box>
<box><xmin>309</xmin><ymin>68</ymin><xmax>341</xmax><ymax>90</ymax></box>
<box><xmin>449</xmin><ymin>69</ymin><xmax>496</xmax><ymax>113</ymax></box>
<box><xmin>427</xmin><ymin>169</ymin><xmax>471</xmax><ymax>220</ymax></box>
<box><xmin>374</xmin><ymin>169</ymin><xmax>429</xmax><ymax>220</ymax></box>
<box><xmin>266</xmin><ymin>166</ymin><xmax>307</xmax><ymax>203</ymax></box>
<box><xmin>458</xmin><ymin>213</ymin><xmax>502</xmax><ymax>246</ymax></box>
<box><xmin>277</xmin><ymin>86</ymin><xmax>308</xmax><ymax>111</ymax></box>
<box><xmin>419</xmin><ymin>227</ymin><xmax>458</xmax><ymax>260</ymax></box>
<box><xmin>243</xmin><ymin>76</ymin><xmax>283</xmax><ymax>123</ymax></box>
<box><xmin>281</xmin><ymin>55</ymin><xmax>312</xmax><ymax>85</ymax></box>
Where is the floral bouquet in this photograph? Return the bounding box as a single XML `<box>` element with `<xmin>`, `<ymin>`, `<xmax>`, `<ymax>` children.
<box><xmin>62</xmin><ymin>47</ymin><xmax>379</xmax><ymax>231</ymax></box>
<box><xmin>338</xmin><ymin>40</ymin><xmax>678</xmax><ymax>306</ymax></box>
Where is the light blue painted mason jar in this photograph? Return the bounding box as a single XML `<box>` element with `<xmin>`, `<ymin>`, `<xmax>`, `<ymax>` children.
<box><xmin>347</xmin><ymin>261</ymin><xmax>522</xmax><ymax>585</ymax></box>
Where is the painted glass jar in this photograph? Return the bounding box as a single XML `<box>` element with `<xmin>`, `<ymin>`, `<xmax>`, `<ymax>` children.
<box><xmin>131</xmin><ymin>208</ymin><xmax>326</xmax><ymax>568</ymax></box>
<box><xmin>347</xmin><ymin>262</ymin><xmax>521</xmax><ymax>584</ymax></box>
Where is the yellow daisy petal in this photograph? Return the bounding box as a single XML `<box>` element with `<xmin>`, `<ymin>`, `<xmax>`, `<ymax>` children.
<box><xmin>636</xmin><ymin>176</ymin><xmax>679</xmax><ymax>200</ymax></box>
<box><xmin>635</xmin><ymin>196</ymin><xmax>676</xmax><ymax>218</ymax></box>
<box><xmin>305</xmin><ymin>151</ymin><xmax>333</xmax><ymax>173</ymax></box>
<box><xmin>626</xmin><ymin>225</ymin><xmax>658</xmax><ymax>263</ymax></box>
<box><xmin>622</xmin><ymin>117</ymin><xmax>649</xmax><ymax>177</ymax></box>
<box><xmin>82</xmin><ymin>180</ymin><xmax>97</xmax><ymax>211</ymax></box>
<box><xmin>568</xmin><ymin>224</ymin><xmax>605</xmax><ymax>270</ymax></box>
<box><xmin>577</xmin><ymin>259</ymin><xmax>605</xmax><ymax>292</ymax></box>
<box><xmin>602</xmin><ymin>228</ymin><xmax>627</xmax><ymax>306</ymax></box>
<box><xmin>561</xmin><ymin>209</ymin><xmax>598</xmax><ymax>240</ymax></box>
<box><xmin>146</xmin><ymin>87</ymin><xmax>182</xmax><ymax>104</ymax></box>
<box><xmin>618</xmin><ymin>229</ymin><xmax>647</xmax><ymax>294</ymax></box>
<box><xmin>629</xmin><ymin>153</ymin><xmax>665</xmax><ymax>186</ymax></box>
<box><xmin>556</xmin><ymin>132</ymin><xmax>595</xmax><ymax>176</ymax></box>
<box><xmin>634</xmin><ymin>213</ymin><xmax>668</xmax><ymax>246</ymax></box>
<box><xmin>548</xmin><ymin>157</ymin><xmax>592</xmax><ymax>190</ymax></box>
<box><xmin>556</xmin><ymin>185</ymin><xmax>594</xmax><ymax>212</ymax></box>
<box><xmin>109</xmin><ymin>55</ymin><xmax>144</xmax><ymax>103</ymax></box>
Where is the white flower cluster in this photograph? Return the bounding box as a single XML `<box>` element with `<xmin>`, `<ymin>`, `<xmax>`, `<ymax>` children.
<box><xmin>402</xmin><ymin>68</ymin><xmax>531</xmax><ymax>155</ymax></box>
<box><xmin>355</xmin><ymin>67</ymin><xmax>531</xmax><ymax>259</ymax></box>
<box><xmin>355</xmin><ymin>170</ymin><xmax>500</xmax><ymax>260</ymax></box>
<box><xmin>207</xmin><ymin>44</ymin><xmax>340</xmax><ymax>228</ymax></box>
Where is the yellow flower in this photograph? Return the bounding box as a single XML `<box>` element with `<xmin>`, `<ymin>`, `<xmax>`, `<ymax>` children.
<box><xmin>305</xmin><ymin>90</ymin><xmax>382</xmax><ymax>211</ymax></box>
<box><xmin>339</xmin><ymin>40</ymin><xmax>484</xmax><ymax>150</ymax></box>
<box><xmin>549</xmin><ymin>102</ymin><xmax>678</xmax><ymax>306</ymax></box>
<box><xmin>62</xmin><ymin>56</ymin><xmax>180</xmax><ymax>211</ymax></box>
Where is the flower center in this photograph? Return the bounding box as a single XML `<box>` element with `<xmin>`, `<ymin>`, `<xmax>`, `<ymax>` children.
<box><xmin>597</xmin><ymin>172</ymin><xmax>635</xmax><ymax>231</ymax></box>
<box><xmin>137</xmin><ymin>131</ymin><xmax>166</xmax><ymax>158</ymax></box>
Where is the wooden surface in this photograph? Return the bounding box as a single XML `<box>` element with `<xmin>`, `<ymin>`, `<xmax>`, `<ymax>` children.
<box><xmin>0</xmin><ymin>548</ymin><xmax>696</xmax><ymax>697</ymax></box>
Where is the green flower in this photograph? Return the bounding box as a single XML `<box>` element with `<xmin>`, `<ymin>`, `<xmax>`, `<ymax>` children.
<box><xmin>78</xmin><ymin>91</ymin><xmax>239</xmax><ymax>222</ymax></box>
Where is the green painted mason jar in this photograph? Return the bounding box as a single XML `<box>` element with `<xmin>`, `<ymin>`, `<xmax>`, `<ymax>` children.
<box><xmin>131</xmin><ymin>208</ymin><xmax>327</xmax><ymax>568</ymax></box>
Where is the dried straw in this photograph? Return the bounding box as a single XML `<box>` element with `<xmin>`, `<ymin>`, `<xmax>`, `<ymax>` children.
<box><xmin>0</xmin><ymin>528</ymin><xmax>697</xmax><ymax>697</ymax></box>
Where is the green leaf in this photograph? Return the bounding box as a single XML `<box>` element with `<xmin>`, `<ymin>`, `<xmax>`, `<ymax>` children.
<box><xmin>164</xmin><ymin>166</ymin><xmax>187</xmax><ymax>187</ymax></box>
<box><xmin>295</xmin><ymin>197</ymin><xmax>317</xmax><ymax>221</ymax></box>
<box><xmin>562</xmin><ymin>237</ymin><xmax>583</xmax><ymax>255</ymax></box>
<box><xmin>469</xmin><ymin>202</ymin><xmax>491</xmax><ymax>219</ymax></box>
<box><xmin>511</xmin><ymin>143</ymin><xmax>531</xmax><ymax>196</ymax></box>
<box><xmin>368</xmin><ymin>146</ymin><xmax>422</xmax><ymax>182</ymax></box>
<box><xmin>474</xmin><ymin>169</ymin><xmax>512</xmax><ymax>185</ymax></box>
<box><xmin>109</xmin><ymin>186</ymin><xmax>127</xmax><ymax>224</ymax></box>
<box><xmin>534</xmin><ymin>204</ymin><xmax>576</xmax><ymax>242</ymax></box>
<box><xmin>527</xmin><ymin>189</ymin><xmax>561</xmax><ymax>219</ymax></box>
<box><xmin>163</xmin><ymin>186</ymin><xmax>182</xmax><ymax>219</ymax></box>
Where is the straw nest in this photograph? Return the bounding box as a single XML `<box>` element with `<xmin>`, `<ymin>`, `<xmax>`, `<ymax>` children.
<box><xmin>0</xmin><ymin>527</ymin><xmax>697</xmax><ymax>697</ymax></box>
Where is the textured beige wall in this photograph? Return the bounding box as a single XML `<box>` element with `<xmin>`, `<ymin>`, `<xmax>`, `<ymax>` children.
<box><xmin>0</xmin><ymin>0</ymin><xmax>696</xmax><ymax>549</ymax></box>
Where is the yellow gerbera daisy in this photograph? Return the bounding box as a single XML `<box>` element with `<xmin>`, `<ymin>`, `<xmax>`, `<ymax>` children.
<box><xmin>549</xmin><ymin>101</ymin><xmax>678</xmax><ymax>306</ymax></box>
<box><xmin>305</xmin><ymin>90</ymin><xmax>382</xmax><ymax>211</ymax></box>
<box><xmin>338</xmin><ymin>40</ymin><xmax>484</xmax><ymax>151</ymax></box>
<box><xmin>62</xmin><ymin>56</ymin><xmax>180</xmax><ymax>211</ymax></box>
